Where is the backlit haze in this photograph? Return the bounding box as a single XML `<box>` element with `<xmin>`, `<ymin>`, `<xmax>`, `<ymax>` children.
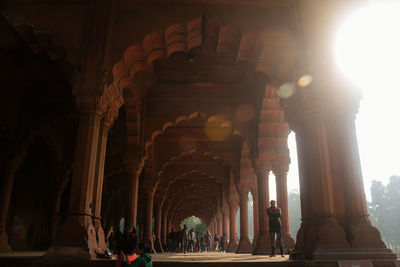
<box><xmin>279</xmin><ymin>2</ymin><xmax>400</xmax><ymax>202</ymax></box>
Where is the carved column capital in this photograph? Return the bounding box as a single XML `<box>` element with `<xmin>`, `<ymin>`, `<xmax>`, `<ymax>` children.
<box><xmin>253</xmin><ymin>159</ymin><xmax>270</xmax><ymax>176</ymax></box>
<box><xmin>272</xmin><ymin>159</ymin><xmax>290</xmax><ymax>176</ymax></box>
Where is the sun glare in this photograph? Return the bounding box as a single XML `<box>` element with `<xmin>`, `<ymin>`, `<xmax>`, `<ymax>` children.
<box><xmin>336</xmin><ymin>2</ymin><xmax>400</xmax><ymax>93</ymax></box>
<box><xmin>335</xmin><ymin>2</ymin><xmax>400</xmax><ymax>199</ymax></box>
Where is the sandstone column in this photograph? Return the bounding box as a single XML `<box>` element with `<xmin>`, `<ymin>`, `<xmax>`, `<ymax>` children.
<box><xmin>226</xmin><ymin>201</ymin><xmax>238</xmax><ymax>252</ymax></box>
<box><xmin>126</xmin><ymin>165</ymin><xmax>140</xmax><ymax>228</ymax></box>
<box><xmin>327</xmin><ymin>107</ymin><xmax>393</xmax><ymax>258</ymax></box>
<box><xmin>217</xmin><ymin>211</ymin><xmax>223</xmax><ymax>236</ymax></box>
<box><xmin>161</xmin><ymin>204</ymin><xmax>169</xmax><ymax>247</ymax></box>
<box><xmin>143</xmin><ymin>188</ymin><xmax>155</xmax><ymax>253</ymax></box>
<box><xmin>251</xmin><ymin>188</ymin><xmax>259</xmax><ymax>248</ymax></box>
<box><xmin>252</xmin><ymin>163</ymin><xmax>271</xmax><ymax>255</ymax></box>
<box><xmin>273</xmin><ymin>162</ymin><xmax>295</xmax><ymax>250</ymax></box>
<box><xmin>45</xmin><ymin>94</ymin><xmax>106</xmax><ymax>259</ymax></box>
<box><xmin>285</xmin><ymin>110</ymin><xmax>351</xmax><ymax>259</ymax></box>
<box><xmin>236</xmin><ymin>189</ymin><xmax>252</xmax><ymax>253</ymax></box>
<box><xmin>91</xmin><ymin>117</ymin><xmax>112</xmax><ymax>254</ymax></box>
<box><xmin>222</xmin><ymin>209</ymin><xmax>229</xmax><ymax>238</ymax></box>
<box><xmin>154</xmin><ymin>198</ymin><xmax>164</xmax><ymax>252</ymax></box>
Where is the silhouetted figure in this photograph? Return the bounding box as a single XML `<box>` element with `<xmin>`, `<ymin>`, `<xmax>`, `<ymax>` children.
<box><xmin>180</xmin><ymin>224</ymin><xmax>189</xmax><ymax>253</ymax></box>
<box><xmin>188</xmin><ymin>229</ymin><xmax>195</xmax><ymax>252</ymax></box>
<box><xmin>214</xmin><ymin>233</ymin><xmax>220</xmax><ymax>252</ymax></box>
<box><xmin>266</xmin><ymin>200</ymin><xmax>284</xmax><ymax>257</ymax></box>
<box><xmin>220</xmin><ymin>233</ymin><xmax>226</xmax><ymax>253</ymax></box>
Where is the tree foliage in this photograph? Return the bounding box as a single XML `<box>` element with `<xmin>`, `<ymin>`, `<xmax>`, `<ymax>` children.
<box><xmin>288</xmin><ymin>190</ymin><xmax>301</xmax><ymax>240</ymax></box>
<box><xmin>180</xmin><ymin>216</ymin><xmax>207</xmax><ymax>233</ymax></box>
<box><xmin>368</xmin><ymin>176</ymin><xmax>400</xmax><ymax>248</ymax></box>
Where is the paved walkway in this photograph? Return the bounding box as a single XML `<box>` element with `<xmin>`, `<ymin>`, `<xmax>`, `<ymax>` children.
<box><xmin>152</xmin><ymin>252</ymin><xmax>289</xmax><ymax>262</ymax></box>
<box><xmin>0</xmin><ymin>251</ymin><xmax>288</xmax><ymax>262</ymax></box>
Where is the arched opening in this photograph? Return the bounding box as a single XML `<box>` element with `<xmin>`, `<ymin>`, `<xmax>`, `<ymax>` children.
<box><xmin>6</xmin><ymin>138</ymin><xmax>56</xmax><ymax>250</ymax></box>
<box><xmin>236</xmin><ymin>207</ymin><xmax>240</xmax><ymax>239</ymax></box>
<box><xmin>248</xmin><ymin>192</ymin><xmax>254</xmax><ymax>243</ymax></box>
<box><xmin>287</xmin><ymin>132</ymin><xmax>301</xmax><ymax>241</ymax></box>
<box><xmin>180</xmin><ymin>216</ymin><xmax>206</xmax><ymax>234</ymax></box>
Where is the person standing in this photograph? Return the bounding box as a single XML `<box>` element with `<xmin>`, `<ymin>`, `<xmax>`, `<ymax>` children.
<box><xmin>214</xmin><ymin>233</ymin><xmax>220</xmax><ymax>252</ymax></box>
<box><xmin>220</xmin><ymin>233</ymin><xmax>226</xmax><ymax>253</ymax></box>
<box><xmin>180</xmin><ymin>224</ymin><xmax>189</xmax><ymax>254</ymax></box>
<box><xmin>266</xmin><ymin>200</ymin><xmax>284</xmax><ymax>257</ymax></box>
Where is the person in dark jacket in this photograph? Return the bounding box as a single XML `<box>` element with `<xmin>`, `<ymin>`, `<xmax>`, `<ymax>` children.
<box><xmin>117</xmin><ymin>224</ymin><xmax>137</xmax><ymax>255</ymax></box>
<box><xmin>122</xmin><ymin>242</ymin><xmax>152</xmax><ymax>267</ymax></box>
<box><xmin>266</xmin><ymin>200</ymin><xmax>284</xmax><ymax>257</ymax></box>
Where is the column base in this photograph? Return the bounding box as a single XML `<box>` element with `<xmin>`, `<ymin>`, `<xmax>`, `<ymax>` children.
<box><xmin>93</xmin><ymin>218</ymin><xmax>106</xmax><ymax>254</ymax></box>
<box><xmin>226</xmin><ymin>240</ymin><xmax>238</xmax><ymax>252</ymax></box>
<box><xmin>0</xmin><ymin>231</ymin><xmax>12</xmax><ymax>252</ymax></box>
<box><xmin>283</xmin><ymin>232</ymin><xmax>295</xmax><ymax>250</ymax></box>
<box><xmin>252</xmin><ymin>232</ymin><xmax>272</xmax><ymax>255</ymax></box>
<box><xmin>290</xmin><ymin>247</ymin><xmax>396</xmax><ymax>261</ymax></box>
<box><xmin>236</xmin><ymin>238</ymin><xmax>252</xmax><ymax>253</ymax></box>
<box><xmin>348</xmin><ymin>222</ymin><xmax>387</xmax><ymax>248</ymax></box>
<box><xmin>143</xmin><ymin>238</ymin><xmax>156</xmax><ymax>254</ymax></box>
<box><xmin>304</xmin><ymin>219</ymin><xmax>350</xmax><ymax>252</ymax></box>
<box><xmin>154</xmin><ymin>238</ymin><xmax>164</xmax><ymax>253</ymax></box>
<box><xmin>44</xmin><ymin>215</ymin><xmax>97</xmax><ymax>260</ymax></box>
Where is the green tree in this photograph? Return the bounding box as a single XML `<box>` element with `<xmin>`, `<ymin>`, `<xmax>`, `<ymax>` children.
<box><xmin>180</xmin><ymin>216</ymin><xmax>207</xmax><ymax>233</ymax></box>
<box><xmin>288</xmin><ymin>189</ymin><xmax>301</xmax><ymax>241</ymax></box>
<box><xmin>368</xmin><ymin>176</ymin><xmax>400</xmax><ymax>248</ymax></box>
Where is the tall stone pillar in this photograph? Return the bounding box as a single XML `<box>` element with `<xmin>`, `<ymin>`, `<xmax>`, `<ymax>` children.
<box><xmin>126</xmin><ymin>165</ymin><xmax>140</xmax><ymax>228</ymax></box>
<box><xmin>45</xmin><ymin>94</ymin><xmax>106</xmax><ymax>259</ymax></box>
<box><xmin>226</xmin><ymin>202</ymin><xmax>238</xmax><ymax>252</ymax></box>
<box><xmin>273</xmin><ymin>163</ymin><xmax>295</xmax><ymax>250</ymax></box>
<box><xmin>143</xmin><ymin>188</ymin><xmax>155</xmax><ymax>253</ymax></box>
<box><xmin>252</xmin><ymin>163</ymin><xmax>271</xmax><ymax>255</ymax></box>
<box><xmin>154</xmin><ymin>198</ymin><xmax>164</xmax><ymax>252</ymax></box>
<box><xmin>0</xmin><ymin>156</ymin><xmax>23</xmax><ymax>251</ymax></box>
<box><xmin>161</xmin><ymin>205</ymin><xmax>169</xmax><ymax>247</ymax></box>
<box><xmin>222</xmin><ymin>209</ymin><xmax>229</xmax><ymax>239</ymax></box>
<box><xmin>326</xmin><ymin>108</ymin><xmax>394</xmax><ymax>258</ymax></box>
<box><xmin>217</xmin><ymin>211</ymin><xmax>223</xmax><ymax>236</ymax></box>
<box><xmin>236</xmin><ymin>189</ymin><xmax>252</xmax><ymax>253</ymax></box>
<box><xmin>251</xmin><ymin>188</ymin><xmax>259</xmax><ymax>248</ymax></box>
<box><xmin>284</xmin><ymin>108</ymin><xmax>350</xmax><ymax>259</ymax></box>
<box><xmin>91</xmin><ymin>118</ymin><xmax>112</xmax><ymax>254</ymax></box>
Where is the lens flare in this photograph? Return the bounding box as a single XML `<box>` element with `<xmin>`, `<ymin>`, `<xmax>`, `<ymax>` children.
<box><xmin>297</xmin><ymin>74</ymin><xmax>313</xmax><ymax>87</ymax></box>
<box><xmin>205</xmin><ymin>115</ymin><xmax>232</xmax><ymax>141</ymax></box>
<box><xmin>278</xmin><ymin>82</ymin><xmax>296</xmax><ymax>99</ymax></box>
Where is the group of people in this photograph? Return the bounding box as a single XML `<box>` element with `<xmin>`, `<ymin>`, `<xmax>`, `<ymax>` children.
<box><xmin>108</xmin><ymin>223</ymin><xmax>153</xmax><ymax>267</ymax></box>
<box><xmin>167</xmin><ymin>225</ymin><xmax>213</xmax><ymax>253</ymax></box>
<box><xmin>105</xmin><ymin>199</ymin><xmax>284</xmax><ymax>261</ymax></box>
<box><xmin>213</xmin><ymin>233</ymin><xmax>227</xmax><ymax>252</ymax></box>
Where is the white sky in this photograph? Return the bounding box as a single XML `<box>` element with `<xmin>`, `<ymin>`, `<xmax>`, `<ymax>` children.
<box><xmin>281</xmin><ymin>2</ymin><xmax>400</xmax><ymax>202</ymax></box>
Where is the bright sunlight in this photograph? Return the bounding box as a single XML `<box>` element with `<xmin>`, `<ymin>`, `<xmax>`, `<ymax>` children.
<box><xmin>335</xmin><ymin>2</ymin><xmax>400</xmax><ymax>199</ymax></box>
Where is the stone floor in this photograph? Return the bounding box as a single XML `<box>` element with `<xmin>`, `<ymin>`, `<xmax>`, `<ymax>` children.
<box><xmin>152</xmin><ymin>252</ymin><xmax>289</xmax><ymax>262</ymax></box>
<box><xmin>0</xmin><ymin>251</ymin><xmax>398</xmax><ymax>267</ymax></box>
